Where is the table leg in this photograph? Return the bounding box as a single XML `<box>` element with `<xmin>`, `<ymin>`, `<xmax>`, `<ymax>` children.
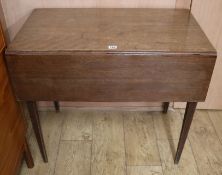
<box><xmin>27</xmin><ymin>101</ymin><xmax>48</xmax><ymax>162</ymax></box>
<box><xmin>163</xmin><ymin>102</ymin><xmax>170</xmax><ymax>113</ymax></box>
<box><xmin>54</xmin><ymin>101</ymin><xmax>60</xmax><ymax>112</ymax></box>
<box><xmin>174</xmin><ymin>102</ymin><xmax>197</xmax><ymax>164</ymax></box>
<box><xmin>24</xmin><ymin>138</ymin><xmax>34</xmax><ymax>168</ymax></box>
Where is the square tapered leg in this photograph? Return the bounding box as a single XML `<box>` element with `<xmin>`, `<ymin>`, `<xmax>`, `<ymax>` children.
<box><xmin>163</xmin><ymin>102</ymin><xmax>170</xmax><ymax>114</ymax></box>
<box><xmin>54</xmin><ymin>101</ymin><xmax>60</xmax><ymax>112</ymax></box>
<box><xmin>27</xmin><ymin>101</ymin><xmax>48</xmax><ymax>162</ymax></box>
<box><xmin>174</xmin><ymin>102</ymin><xmax>197</xmax><ymax>163</ymax></box>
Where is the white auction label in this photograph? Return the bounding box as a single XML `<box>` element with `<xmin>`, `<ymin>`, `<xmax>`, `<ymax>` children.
<box><xmin>108</xmin><ymin>45</ymin><xmax>118</xmax><ymax>50</ymax></box>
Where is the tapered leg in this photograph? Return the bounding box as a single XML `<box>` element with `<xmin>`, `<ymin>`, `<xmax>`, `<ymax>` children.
<box><xmin>54</xmin><ymin>101</ymin><xmax>60</xmax><ymax>112</ymax></box>
<box><xmin>27</xmin><ymin>101</ymin><xmax>48</xmax><ymax>162</ymax></box>
<box><xmin>174</xmin><ymin>102</ymin><xmax>197</xmax><ymax>164</ymax></box>
<box><xmin>24</xmin><ymin>138</ymin><xmax>34</xmax><ymax>168</ymax></box>
<box><xmin>163</xmin><ymin>102</ymin><xmax>170</xmax><ymax>113</ymax></box>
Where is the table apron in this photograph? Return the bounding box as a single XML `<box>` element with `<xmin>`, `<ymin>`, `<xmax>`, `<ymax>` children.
<box><xmin>6</xmin><ymin>54</ymin><xmax>216</xmax><ymax>102</ymax></box>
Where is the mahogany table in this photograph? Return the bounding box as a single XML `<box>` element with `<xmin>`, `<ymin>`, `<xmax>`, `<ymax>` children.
<box><xmin>5</xmin><ymin>8</ymin><xmax>216</xmax><ymax>164</ymax></box>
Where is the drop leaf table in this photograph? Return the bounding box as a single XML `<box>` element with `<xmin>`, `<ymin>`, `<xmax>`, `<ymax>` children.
<box><xmin>5</xmin><ymin>8</ymin><xmax>216</xmax><ymax>164</ymax></box>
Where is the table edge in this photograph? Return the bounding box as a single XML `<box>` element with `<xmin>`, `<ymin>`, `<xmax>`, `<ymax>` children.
<box><xmin>5</xmin><ymin>50</ymin><xmax>217</xmax><ymax>57</ymax></box>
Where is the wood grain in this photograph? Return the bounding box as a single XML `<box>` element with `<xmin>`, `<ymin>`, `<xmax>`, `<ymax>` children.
<box><xmin>23</xmin><ymin>139</ymin><xmax>34</xmax><ymax>168</ymax></box>
<box><xmin>124</xmin><ymin>112</ymin><xmax>160</xmax><ymax>165</ymax></box>
<box><xmin>61</xmin><ymin>110</ymin><xmax>92</xmax><ymax>141</ymax></box>
<box><xmin>6</xmin><ymin>9</ymin><xmax>215</xmax><ymax>53</ymax></box>
<box><xmin>175</xmin><ymin>0</ymin><xmax>222</xmax><ymax>109</ymax></box>
<box><xmin>38</xmin><ymin>102</ymin><xmax>163</xmax><ymax>111</ymax></box>
<box><xmin>0</xmin><ymin>24</ymin><xmax>28</xmax><ymax>175</ymax></box>
<box><xmin>175</xmin><ymin>102</ymin><xmax>197</xmax><ymax>163</ymax></box>
<box><xmin>157</xmin><ymin>139</ymin><xmax>199</xmax><ymax>175</ymax></box>
<box><xmin>5</xmin><ymin>9</ymin><xmax>216</xmax><ymax>104</ymax></box>
<box><xmin>91</xmin><ymin>111</ymin><xmax>125</xmax><ymax>175</ymax></box>
<box><xmin>7</xmin><ymin>54</ymin><xmax>216</xmax><ymax>80</ymax></box>
<box><xmin>54</xmin><ymin>141</ymin><xmax>91</xmax><ymax>175</ymax></box>
<box><xmin>20</xmin><ymin>111</ymin><xmax>64</xmax><ymax>175</ymax></box>
<box><xmin>188</xmin><ymin>110</ymin><xmax>222</xmax><ymax>175</ymax></box>
<box><xmin>208</xmin><ymin>110</ymin><xmax>222</xmax><ymax>142</ymax></box>
<box><xmin>4</xmin><ymin>9</ymin><xmax>217</xmax><ymax>166</ymax></box>
<box><xmin>127</xmin><ymin>166</ymin><xmax>163</xmax><ymax>175</ymax></box>
<box><xmin>19</xmin><ymin>109</ymin><xmax>222</xmax><ymax>174</ymax></box>
<box><xmin>1</xmin><ymin>0</ymin><xmax>195</xmax><ymax>110</ymax></box>
<box><xmin>27</xmin><ymin>101</ymin><xmax>48</xmax><ymax>162</ymax></box>
<box><xmin>1</xmin><ymin>0</ymin><xmax>193</xmax><ymax>41</ymax></box>
<box><xmin>153</xmin><ymin>110</ymin><xmax>183</xmax><ymax>140</ymax></box>
<box><xmin>0</xmin><ymin>25</ymin><xmax>5</xmax><ymax>51</ymax></box>
<box><xmin>6</xmin><ymin>54</ymin><xmax>216</xmax><ymax>102</ymax></box>
<box><xmin>0</xmin><ymin>1</ymin><xmax>10</xmax><ymax>44</ymax></box>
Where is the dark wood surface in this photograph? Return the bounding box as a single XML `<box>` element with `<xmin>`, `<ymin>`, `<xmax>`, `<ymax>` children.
<box><xmin>5</xmin><ymin>8</ymin><xmax>216</xmax><ymax>102</ymax></box>
<box><xmin>54</xmin><ymin>101</ymin><xmax>60</xmax><ymax>112</ymax></box>
<box><xmin>6</xmin><ymin>54</ymin><xmax>216</xmax><ymax>102</ymax></box>
<box><xmin>0</xmin><ymin>25</ymin><xmax>33</xmax><ymax>175</ymax></box>
<box><xmin>175</xmin><ymin>102</ymin><xmax>197</xmax><ymax>163</ymax></box>
<box><xmin>163</xmin><ymin>102</ymin><xmax>170</xmax><ymax>114</ymax></box>
<box><xmin>27</xmin><ymin>101</ymin><xmax>48</xmax><ymax>162</ymax></box>
<box><xmin>6</xmin><ymin>8</ymin><xmax>215</xmax><ymax>54</ymax></box>
<box><xmin>5</xmin><ymin>8</ymin><xmax>217</xmax><ymax>164</ymax></box>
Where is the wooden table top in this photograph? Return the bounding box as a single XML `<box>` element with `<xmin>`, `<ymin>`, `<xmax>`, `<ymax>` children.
<box><xmin>7</xmin><ymin>8</ymin><xmax>216</xmax><ymax>55</ymax></box>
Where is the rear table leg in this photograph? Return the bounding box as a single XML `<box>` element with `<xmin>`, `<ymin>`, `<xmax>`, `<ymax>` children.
<box><xmin>163</xmin><ymin>102</ymin><xmax>170</xmax><ymax>113</ymax></box>
<box><xmin>54</xmin><ymin>101</ymin><xmax>60</xmax><ymax>112</ymax></box>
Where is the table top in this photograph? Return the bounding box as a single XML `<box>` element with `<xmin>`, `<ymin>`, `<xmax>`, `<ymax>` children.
<box><xmin>7</xmin><ymin>8</ymin><xmax>216</xmax><ymax>55</ymax></box>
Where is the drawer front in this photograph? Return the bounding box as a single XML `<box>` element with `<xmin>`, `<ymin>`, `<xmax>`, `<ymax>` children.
<box><xmin>6</xmin><ymin>53</ymin><xmax>216</xmax><ymax>102</ymax></box>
